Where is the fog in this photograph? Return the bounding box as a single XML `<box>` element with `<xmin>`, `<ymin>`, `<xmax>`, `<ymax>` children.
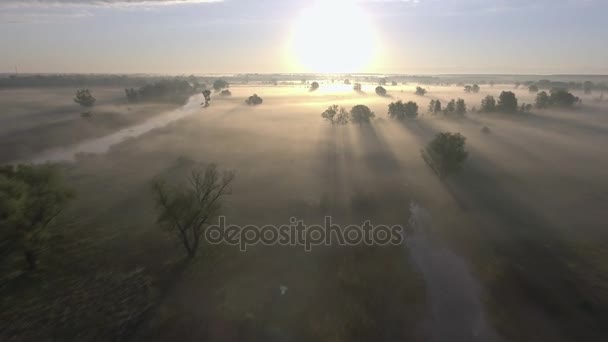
<box><xmin>2</xmin><ymin>80</ymin><xmax>608</xmax><ymax>341</ymax></box>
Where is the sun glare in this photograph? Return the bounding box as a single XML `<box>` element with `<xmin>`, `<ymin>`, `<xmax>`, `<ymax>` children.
<box><xmin>288</xmin><ymin>0</ymin><xmax>378</xmax><ymax>73</ymax></box>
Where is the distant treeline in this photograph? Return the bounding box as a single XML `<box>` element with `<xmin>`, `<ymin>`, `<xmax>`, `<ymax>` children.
<box><xmin>125</xmin><ymin>79</ymin><xmax>199</xmax><ymax>105</ymax></box>
<box><xmin>0</xmin><ymin>74</ymin><xmax>210</xmax><ymax>90</ymax></box>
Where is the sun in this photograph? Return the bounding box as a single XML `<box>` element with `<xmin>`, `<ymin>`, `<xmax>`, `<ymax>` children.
<box><xmin>288</xmin><ymin>0</ymin><xmax>378</xmax><ymax>74</ymax></box>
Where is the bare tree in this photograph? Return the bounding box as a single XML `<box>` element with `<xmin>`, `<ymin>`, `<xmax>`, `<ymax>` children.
<box><xmin>152</xmin><ymin>165</ymin><xmax>235</xmax><ymax>259</ymax></box>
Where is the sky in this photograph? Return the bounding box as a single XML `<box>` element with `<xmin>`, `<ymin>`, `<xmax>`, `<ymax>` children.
<box><xmin>0</xmin><ymin>0</ymin><xmax>607</xmax><ymax>75</ymax></box>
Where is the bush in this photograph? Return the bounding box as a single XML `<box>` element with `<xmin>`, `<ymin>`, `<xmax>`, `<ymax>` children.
<box><xmin>388</xmin><ymin>101</ymin><xmax>418</xmax><ymax>120</ymax></box>
<box><xmin>245</xmin><ymin>94</ymin><xmax>263</xmax><ymax>106</ymax></box>
<box><xmin>220</xmin><ymin>90</ymin><xmax>232</xmax><ymax>97</ymax></box>
<box><xmin>420</xmin><ymin>132</ymin><xmax>469</xmax><ymax>179</ymax></box>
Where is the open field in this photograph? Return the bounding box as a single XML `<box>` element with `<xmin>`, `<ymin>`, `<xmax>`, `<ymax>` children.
<box><xmin>2</xmin><ymin>83</ymin><xmax>608</xmax><ymax>341</ymax></box>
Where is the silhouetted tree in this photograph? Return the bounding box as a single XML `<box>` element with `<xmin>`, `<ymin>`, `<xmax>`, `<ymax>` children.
<box><xmin>322</xmin><ymin>105</ymin><xmax>349</xmax><ymax>125</ymax></box>
<box><xmin>220</xmin><ymin>90</ymin><xmax>232</xmax><ymax>97</ymax></box>
<box><xmin>481</xmin><ymin>95</ymin><xmax>496</xmax><ymax>112</ymax></box>
<box><xmin>455</xmin><ymin>98</ymin><xmax>466</xmax><ymax>115</ymax></box>
<box><xmin>421</xmin><ymin>132</ymin><xmax>468</xmax><ymax>179</ymax></box>
<box><xmin>246</xmin><ymin>94</ymin><xmax>263</xmax><ymax>105</ymax></box>
<box><xmin>74</xmin><ymin>89</ymin><xmax>96</xmax><ymax>108</ymax></box>
<box><xmin>464</xmin><ymin>85</ymin><xmax>472</xmax><ymax>93</ymax></box>
<box><xmin>353</xmin><ymin>83</ymin><xmax>363</xmax><ymax>92</ymax></box>
<box><xmin>202</xmin><ymin>90</ymin><xmax>212</xmax><ymax>107</ymax></box>
<box><xmin>535</xmin><ymin>91</ymin><xmax>550</xmax><ymax>109</ymax></box>
<box><xmin>529</xmin><ymin>85</ymin><xmax>539</xmax><ymax>93</ymax></box>
<box><xmin>375</xmin><ymin>86</ymin><xmax>387</xmax><ymax>96</ymax></box>
<box><xmin>0</xmin><ymin>164</ymin><xmax>74</xmax><ymax>271</ymax></box>
<box><xmin>444</xmin><ymin>99</ymin><xmax>456</xmax><ymax>114</ymax></box>
<box><xmin>388</xmin><ymin>100</ymin><xmax>418</xmax><ymax>120</ymax></box>
<box><xmin>350</xmin><ymin>105</ymin><xmax>375</xmax><ymax>125</ymax></box>
<box><xmin>310</xmin><ymin>82</ymin><xmax>320</xmax><ymax>92</ymax></box>
<box><xmin>152</xmin><ymin>165</ymin><xmax>235</xmax><ymax>260</ymax></box>
<box><xmin>472</xmin><ymin>84</ymin><xmax>480</xmax><ymax>93</ymax></box>
<box><xmin>550</xmin><ymin>88</ymin><xmax>581</xmax><ymax>107</ymax></box>
<box><xmin>497</xmin><ymin>91</ymin><xmax>518</xmax><ymax>112</ymax></box>
<box><xmin>344</xmin><ymin>79</ymin><xmax>351</xmax><ymax>85</ymax></box>
<box><xmin>415</xmin><ymin>86</ymin><xmax>427</xmax><ymax>96</ymax></box>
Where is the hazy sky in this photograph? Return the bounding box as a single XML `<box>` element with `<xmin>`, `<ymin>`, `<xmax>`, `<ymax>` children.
<box><xmin>1</xmin><ymin>0</ymin><xmax>606</xmax><ymax>74</ymax></box>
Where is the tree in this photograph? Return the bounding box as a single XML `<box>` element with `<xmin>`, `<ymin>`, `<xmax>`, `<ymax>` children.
<box><xmin>388</xmin><ymin>100</ymin><xmax>418</xmax><ymax>120</ymax></box>
<box><xmin>74</xmin><ymin>89</ymin><xmax>96</xmax><ymax>108</ymax></box>
<box><xmin>433</xmin><ymin>100</ymin><xmax>442</xmax><ymax>114</ymax></box>
<box><xmin>529</xmin><ymin>85</ymin><xmax>539</xmax><ymax>93</ymax></box>
<box><xmin>152</xmin><ymin>165</ymin><xmax>235</xmax><ymax>259</ymax></box>
<box><xmin>471</xmin><ymin>84</ymin><xmax>480</xmax><ymax>93</ymax></box>
<box><xmin>550</xmin><ymin>88</ymin><xmax>580</xmax><ymax>107</ymax></box>
<box><xmin>455</xmin><ymin>98</ymin><xmax>466</xmax><ymax>115</ymax></box>
<box><xmin>220</xmin><ymin>90</ymin><xmax>232</xmax><ymax>97</ymax></box>
<box><xmin>344</xmin><ymin>79</ymin><xmax>351</xmax><ymax>85</ymax></box>
<box><xmin>415</xmin><ymin>86</ymin><xmax>427</xmax><ymax>96</ymax></box>
<box><xmin>246</xmin><ymin>94</ymin><xmax>264</xmax><ymax>106</ymax></box>
<box><xmin>0</xmin><ymin>164</ymin><xmax>74</xmax><ymax>271</ymax></box>
<box><xmin>497</xmin><ymin>91</ymin><xmax>518</xmax><ymax>112</ymax></box>
<box><xmin>350</xmin><ymin>105</ymin><xmax>375</xmax><ymax>125</ymax></box>
<box><xmin>125</xmin><ymin>88</ymin><xmax>139</xmax><ymax>103</ymax></box>
<box><xmin>322</xmin><ymin>105</ymin><xmax>349</xmax><ymax>125</ymax></box>
<box><xmin>310</xmin><ymin>82</ymin><xmax>320</xmax><ymax>92</ymax></box>
<box><xmin>535</xmin><ymin>91</ymin><xmax>550</xmax><ymax>108</ymax></box>
<box><xmin>481</xmin><ymin>95</ymin><xmax>496</xmax><ymax>112</ymax></box>
<box><xmin>420</xmin><ymin>132</ymin><xmax>468</xmax><ymax>179</ymax></box>
<box><xmin>353</xmin><ymin>83</ymin><xmax>363</xmax><ymax>92</ymax></box>
<box><xmin>464</xmin><ymin>85</ymin><xmax>472</xmax><ymax>93</ymax></box>
<box><xmin>375</xmin><ymin>86</ymin><xmax>387</xmax><ymax>96</ymax></box>
<box><xmin>213</xmin><ymin>79</ymin><xmax>229</xmax><ymax>92</ymax></box>
<box><xmin>444</xmin><ymin>99</ymin><xmax>456</xmax><ymax>114</ymax></box>
<box><xmin>391</xmin><ymin>81</ymin><xmax>398</xmax><ymax>86</ymax></box>
<box><xmin>202</xmin><ymin>90</ymin><xmax>212</xmax><ymax>107</ymax></box>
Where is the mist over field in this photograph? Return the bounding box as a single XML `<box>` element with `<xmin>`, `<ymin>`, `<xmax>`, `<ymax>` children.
<box><xmin>2</xmin><ymin>0</ymin><xmax>608</xmax><ymax>341</ymax></box>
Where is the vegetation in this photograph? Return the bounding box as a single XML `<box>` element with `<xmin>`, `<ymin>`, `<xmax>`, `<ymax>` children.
<box><xmin>213</xmin><ymin>79</ymin><xmax>229</xmax><ymax>92</ymax></box>
<box><xmin>322</xmin><ymin>105</ymin><xmax>350</xmax><ymax>125</ymax></box>
<box><xmin>220</xmin><ymin>90</ymin><xmax>232</xmax><ymax>97</ymax></box>
<box><xmin>0</xmin><ymin>164</ymin><xmax>74</xmax><ymax>271</ymax></box>
<box><xmin>481</xmin><ymin>95</ymin><xmax>496</xmax><ymax>112</ymax></box>
<box><xmin>74</xmin><ymin>89</ymin><xmax>96</xmax><ymax>108</ymax></box>
<box><xmin>125</xmin><ymin>88</ymin><xmax>139</xmax><ymax>103</ymax></box>
<box><xmin>350</xmin><ymin>105</ymin><xmax>375</xmax><ymax>125</ymax></box>
<box><xmin>135</xmin><ymin>79</ymin><xmax>196</xmax><ymax>104</ymax></box>
<box><xmin>202</xmin><ymin>90</ymin><xmax>212</xmax><ymax>107</ymax></box>
<box><xmin>375</xmin><ymin>86</ymin><xmax>387</xmax><ymax>96</ymax></box>
<box><xmin>529</xmin><ymin>85</ymin><xmax>539</xmax><ymax>93</ymax></box>
<box><xmin>421</xmin><ymin>132</ymin><xmax>469</xmax><ymax>179</ymax></box>
<box><xmin>455</xmin><ymin>98</ymin><xmax>467</xmax><ymax>115</ymax></box>
<box><xmin>388</xmin><ymin>100</ymin><xmax>418</xmax><ymax>120</ymax></box>
<box><xmin>415</xmin><ymin>86</ymin><xmax>428</xmax><ymax>96</ymax></box>
<box><xmin>152</xmin><ymin>165</ymin><xmax>235</xmax><ymax>259</ymax></box>
<box><xmin>353</xmin><ymin>83</ymin><xmax>363</xmax><ymax>92</ymax></box>
<box><xmin>535</xmin><ymin>89</ymin><xmax>580</xmax><ymax>109</ymax></box>
<box><xmin>246</xmin><ymin>94</ymin><xmax>264</xmax><ymax>106</ymax></box>
<box><xmin>429</xmin><ymin>99</ymin><xmax>442</xmax><ymax>114</ymax></box>
<box><xmin>310</xmin><ymin>82</ymin><xmax>320</xmax><ymax>92</ymax></box>
<box><xmin>464</xmin><ymin>84</ymin><xmax>480</xmax><ymax>93</ymax></box>
<box><xmin>497</xmin><ymin>91</ymin><xmax>518</xmax><ymax>112</ymax></box>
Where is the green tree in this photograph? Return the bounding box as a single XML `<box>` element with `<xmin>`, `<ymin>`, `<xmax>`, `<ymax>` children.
<box><xmin>421</xmin><ymin>132</ymin><xmax>469</xmax><ymax>179</ymax></box>
<box><xmin>0</xmin><ymin>164</ymin><xmax>74</xmax><ymax>271</ymax></box>
<box><xmin>497</xmin><ymin>91</ymin><xmax>518</xmax><ymax>112</ymax></box>
<box><xmin>350</xmin><ymin>105</ymin><xmax>375</xmax><ymax>125</ymax></box>
<box><xmin>388</xmin><ymin>101</ymin><xmax>418</xmax><ymax>120</ymax></box>
<box><xmin>481</xmin><ymin>95</ymin><xmax>496</xmax><ymax>112</ymax></box>
<box><xmin>74</xmin><ymin>89</ymin><xmax>96</xmax><ymax>108</ymax></box>
<box><xmin>152</xmin><ymin>165</ymin><xmax>235</xmax><ymax>260</ymax></box>
<box><xmin>455</xmin><ymin>98</ymin><xmax>466</xmax><ymax>115</ymax></box>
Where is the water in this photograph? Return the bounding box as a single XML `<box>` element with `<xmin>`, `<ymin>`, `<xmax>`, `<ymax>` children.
<box><xmin>25</xmin><ymin>95</ymin><xmax>202</xmax><ymax>164</ymax></box>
